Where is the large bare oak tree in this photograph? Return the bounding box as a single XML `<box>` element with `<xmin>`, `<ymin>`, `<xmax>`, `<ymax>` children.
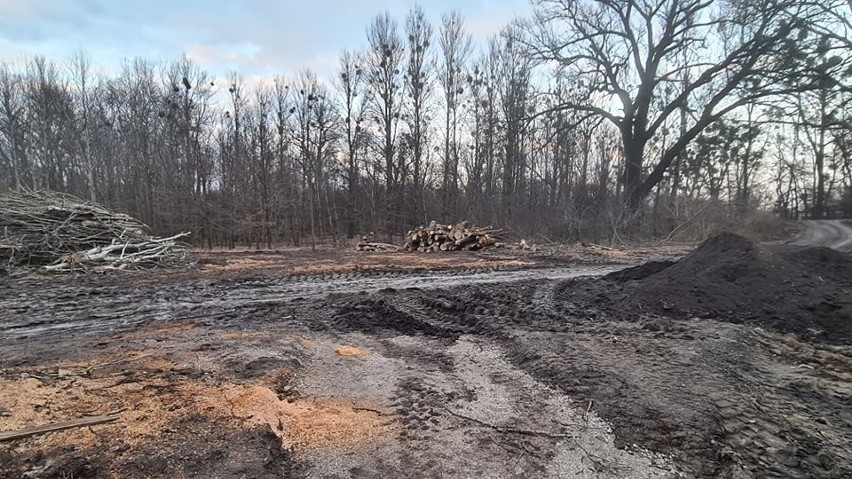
<box><xmin>528</xmin><ymin>0</ymin><xmax>829</xmax><ymax>211</ymax></box>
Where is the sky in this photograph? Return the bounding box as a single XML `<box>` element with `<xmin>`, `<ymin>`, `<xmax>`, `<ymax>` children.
<box><xmin>0</xmin><ymin>0</ymin><xmax>534</xmax><ymax>82</ymax></box>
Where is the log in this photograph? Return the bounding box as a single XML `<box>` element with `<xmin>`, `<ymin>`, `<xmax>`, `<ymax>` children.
<box><xmin>0</xmin><ymin>414</ymin><xmax>120</xmax><ymax>442</ymax></box>
<box><xmin>454</xmin><ymin>234</ymin><xmax>478</xmax><ymax>249</ymax></box>
<box><xmin>356</xmin><ymin>242</ymin><xmax>400</xmax><ymax>252</ymax></box>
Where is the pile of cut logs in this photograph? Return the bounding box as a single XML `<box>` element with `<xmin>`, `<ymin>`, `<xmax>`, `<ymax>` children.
<box><xmin>402</xmin><ymin>221</ymin><xmax>503</xmax><ymax>252</ymax></box>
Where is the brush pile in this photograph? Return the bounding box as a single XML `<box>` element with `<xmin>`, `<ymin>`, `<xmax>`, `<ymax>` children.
<box><xmin>402</xmin><ymin>221</ymin><xmax>503</xmax><ymax>252</ymax></box>
<box><xmin>0</xmin><ymin>190</ymin><xmax>191</xmax><ymax>273</ymax></box>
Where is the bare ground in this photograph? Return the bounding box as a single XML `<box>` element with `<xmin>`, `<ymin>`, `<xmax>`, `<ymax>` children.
<box><xmin>1</xmin><ymin>241</ymin><xmax>850</xmax><ymax>478</ymax></box>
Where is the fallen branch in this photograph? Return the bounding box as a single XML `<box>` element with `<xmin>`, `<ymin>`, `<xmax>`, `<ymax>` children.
<box><xmin>0</xmin><ymin>414</ymin><xmax>120</xmax><ymax>442</ymax></box>
<box><xmin>664</xmin><ymin>203</ymin><xmax>712</xmax><ymax>242</ymax></box>
<box><xmin>43</xmin><ymin>232</ymin><xmax>191</xmax><ymax>271</ymax></box>
<box><xmin>444</xmin><ymin>407</ymin><xmax>575</xmax><ymax>440</ymax></box>
<box><xmin>351</xmin><ymin>406</ymin><xmax>386</xmax><ymax>415</ymax></box>
<box><xmin>583</xmin><ymin>242</ymin><xmax>613</xmax><ymax>251</ymax></box>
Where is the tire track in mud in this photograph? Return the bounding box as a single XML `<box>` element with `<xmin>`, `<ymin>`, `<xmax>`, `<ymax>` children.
<box><xmin>0</xmin><ymin>265</ymin><xmax>619</xmax><ymax>341</ymax></box>
<box><xmin>301</xmin><ymin>281</ymin><xmax>852</xmax><ymax>478</ymax></box>
<box><xmin>498</xmin><ymin>331</ymin><xmax>729</xmax><ymax>477</ymax></box>
<box><xmin>5</xmin><ymin>259</ymin><xmax>850</xmax><ymax>477</ymax></box>
<box><xmin>390</xmin><ymin>377</ymin><xmax>448</xmax><ymax>440</ymax></box>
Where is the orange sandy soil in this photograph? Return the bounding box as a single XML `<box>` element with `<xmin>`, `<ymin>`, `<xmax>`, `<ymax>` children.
<box><xmin>0</xmin><ymin>321</ymin><xmax>395</xmax><ymax>476</ymax></box>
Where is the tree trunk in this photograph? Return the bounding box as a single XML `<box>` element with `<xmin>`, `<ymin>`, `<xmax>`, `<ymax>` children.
<box><xmin>623</xmin><ymin>132</ymin><xmax>646</xmax><ymax>211</ymax></box>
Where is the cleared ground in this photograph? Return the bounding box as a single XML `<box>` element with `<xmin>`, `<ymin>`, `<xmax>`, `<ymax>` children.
<box><xmin>1</xmin><ymin>236</ymin><xmax>850</xmax><ymax>478</ymax></box>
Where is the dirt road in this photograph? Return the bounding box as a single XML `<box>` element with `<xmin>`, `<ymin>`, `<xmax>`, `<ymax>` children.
<box><xmin>788</xmin><ymin>219</ymin><xmax>852</xmax><ymax>253</ymax></box>
<box><xmin>1</xmin><ymin>243</ymin><xmax>850</xmax><ymax>478</ymax></box>
<box><xmin>0</xmin><ymin>265</ymin><xmax>620</xmax><ymax>341</ymax></box>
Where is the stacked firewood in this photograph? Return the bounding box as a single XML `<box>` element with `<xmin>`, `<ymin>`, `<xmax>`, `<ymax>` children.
<box><xmin>0</xmin><ymin>190</ymin><xmax>191</xmax><ymax>273</ymax></box>
<box><xmin>403</xmin><ymin>221</ymin><xmax>503</xmax><ymax>252</ymax></box>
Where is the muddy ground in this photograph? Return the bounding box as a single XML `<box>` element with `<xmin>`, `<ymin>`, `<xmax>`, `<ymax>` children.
<box><xmin>1</xmin><ymin>240</ymin><xmax>850</xmax><ymax>478</ymax></box>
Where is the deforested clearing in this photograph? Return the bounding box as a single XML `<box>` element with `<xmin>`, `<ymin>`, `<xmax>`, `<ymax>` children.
<box><xmin>2</xmin><ymin>231</ymin><xmax>851</xmax><ymax>478</ymax></box>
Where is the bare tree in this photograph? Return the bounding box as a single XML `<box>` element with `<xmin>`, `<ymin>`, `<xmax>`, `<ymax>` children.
<box><xmin>25</xmin><ymin>56</ymin><xmax>73</xmax><ymax>191</ymax></box>
<box><xmin>438</xmin><ymin>10</ymin><xmax>473</xmax><ymax>217</ymax></box>
<box><xmin>293</xmin><ymin>71</ymin><xmax>338</xmax><ymax>249</ymax></box>
<box><xmin>480</xmin><ymin>38</ymin><xmax>503</xmax><ymax>210</ymax></box>
<box><xmin>528</xmin><ymin>0</ymin><xmax>829</xmax><ymax>213</ymax></box>
<box><xmin>404</xmin><ymin>4</ymin><xmax>434</xmax><ymax>225</ymax></box>
<box><xmin>106</xmin><ymin>59</ymin><xmax>161</xmax><ymax>222</ymax></box>
<box><xmin>497</xmin><ymin>24</ymin><xmax>532</xmax><ymax>221</ymax></box>
<box><xmin>222</xmin><ymin>72</ymin><xmax>249</xmax><ymax>247</ymax></box>
<box><xmin>365</xmin><ymin>12</ymin><xmax>405</xmax><ymax>237</ymax></box>
<box><xmin>335</xmin><ymin>50</ymin><xmax>369</xmax><ymax>237</ymax></box>
<box><xmin>253</xmin><ymin>84</ymin><xmax>275</xmax><ymax>247</ymax></box>
<box><xmin>67</xmin><ymin>52</ymin><xmax>99</xmax><ymax>201</ymax></box>
<box><xmin>271</xmin><ymin>75</ymin><xmax>296</xmax><ymax>243</ymax></box>
<box><xmin>0</xmin><ymin>64</ymin><xmax>26</xmax><ymax>190</ymax></box>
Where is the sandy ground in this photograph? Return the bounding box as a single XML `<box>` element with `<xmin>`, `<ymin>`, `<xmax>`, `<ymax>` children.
<box><xmin>1</xmin><ymin>241</ymin><xmax>850</xmax><ymax>478</ymax></box>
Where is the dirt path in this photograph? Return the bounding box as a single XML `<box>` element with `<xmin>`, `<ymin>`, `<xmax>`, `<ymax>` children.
<box><xmin>788</xmin><ymin>219</ymin><xmax>852</xmax><ymax>253</ymax></box>
<box><xmin>0</xmin><ymin>265</ymin><xmax>620</xmax><ymax>341</ymax></box>
<box><xmin>2</xmin><ymin>245</ymin><xmax>850</xmax><ymax>478</ymax></box>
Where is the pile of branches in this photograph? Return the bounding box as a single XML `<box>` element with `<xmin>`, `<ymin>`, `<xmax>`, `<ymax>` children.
<box><xmin>0</xmin><ymin>190</ymin><xmax>190</xmax><ymax>274</ymax></box>
<box><xmin>402</xmin><ymin>221</ymin><xmax>504</xmax><ymax>252</ymax></box>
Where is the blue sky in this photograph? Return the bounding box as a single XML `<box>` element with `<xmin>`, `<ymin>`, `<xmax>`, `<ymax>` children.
<box><xmin>0</xmin><ymin>0</ymin><xmax>533</xmax><ymax>81</ymax></box>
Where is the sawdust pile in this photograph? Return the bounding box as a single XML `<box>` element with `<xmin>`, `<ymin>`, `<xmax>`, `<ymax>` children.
<box><xmin>0</xmin><ymin>363</ymin><xmax>215</xmax><ymax>452</ymax></box>
<box><xmin>335</xmin><ymin>345</ymin><xmax>370</xmax><ymax>357</ymax></box>
<box><xmin>0</xmin><ymin>348</ymin><xmax>394</xmax><ymax>467</ymax></box>
<box><xmin>226</xmin><ymin>386</ymin><xmax>391</xmax><ymax>451</ymax></box>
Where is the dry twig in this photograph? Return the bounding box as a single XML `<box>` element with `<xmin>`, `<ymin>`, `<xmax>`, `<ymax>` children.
<box><xmin>0</xmin><ymin>414</ymin><xmax>121</xmax><ymax>442</ymax></box>
<box><xmin>444</xmin><ymin>407</ymin><xmax>575</xmax><ymax>440</ymax></box>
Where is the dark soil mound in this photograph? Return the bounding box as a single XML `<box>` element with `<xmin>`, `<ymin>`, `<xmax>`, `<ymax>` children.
<box><xmin>604</xmin><ymin>260</ymin><xmax>675</xmax><ymax>282</ymax></box>
<box><xmin>557</xmin><ymin>233</ymin><xmax>852</xmax><ymax>344</ymax></box>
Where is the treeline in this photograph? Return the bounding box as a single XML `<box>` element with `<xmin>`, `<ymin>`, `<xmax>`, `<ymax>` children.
<box><xmin>1</xmin><ymin>0</ymin><xmax>850</xmax><ymax>247</ymax></box>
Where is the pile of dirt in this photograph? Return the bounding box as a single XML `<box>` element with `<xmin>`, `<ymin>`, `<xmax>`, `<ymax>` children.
<box><xmin>557</xmin><ymin>233</ymin><xmax>852</xmax><ymax>344</ymax></box>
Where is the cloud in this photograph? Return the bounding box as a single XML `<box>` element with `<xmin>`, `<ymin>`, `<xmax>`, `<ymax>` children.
<box><xmin>467</xmin><ymin>9</ymin><xmax>524</xmax><ymax>42</ymax></box>
<box><xmin>185</xmin><ymin>42</ymin><xmax>261</xmax><ymax>68</ymax></box>
<box><xmin>0</xmin><ymin>0</ymin><xmax>533</xmax><ymax>81</ymax></box>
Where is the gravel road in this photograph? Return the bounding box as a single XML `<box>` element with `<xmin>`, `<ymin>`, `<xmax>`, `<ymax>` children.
<box><xmin>788</xmin><ymin>219</ymin><xmax>852</xmax><ymax>252</ymax></box>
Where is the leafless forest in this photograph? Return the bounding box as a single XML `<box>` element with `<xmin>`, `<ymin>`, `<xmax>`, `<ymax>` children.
<box><xmin>1</xmin><ymin>0</ymin><xmax>850</xmax><ymax>247</ymax></box>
